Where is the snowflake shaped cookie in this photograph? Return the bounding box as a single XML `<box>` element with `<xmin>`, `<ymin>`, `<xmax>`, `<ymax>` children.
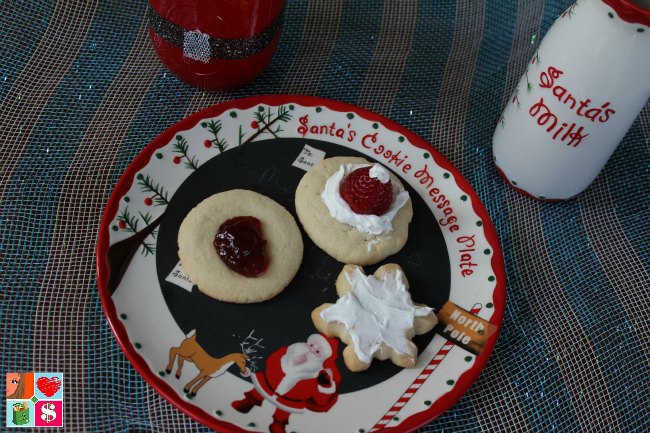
<box><xmin>311</xmin><ymin>264</ymin><xmax>438</xmax><ymax>372</ymax></box>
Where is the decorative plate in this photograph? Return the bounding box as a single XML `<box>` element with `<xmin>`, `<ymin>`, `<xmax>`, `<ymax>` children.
<box><xmin>97</xmin><ymin>95</ymin><xmax>505</xmax><ymax>433</ymax></box>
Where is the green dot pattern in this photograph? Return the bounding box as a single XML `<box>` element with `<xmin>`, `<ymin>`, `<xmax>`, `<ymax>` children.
<box><xmin>229</xmin><ymin>111</ymin><xmax>237</xmax><ymax>118</ymax></box>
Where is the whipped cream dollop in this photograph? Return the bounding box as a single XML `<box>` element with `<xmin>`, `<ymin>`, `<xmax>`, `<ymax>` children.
<box><xmin>320</xmin><ymin>267</ymin><xmax>433</xmax><ymax>364</ymax></box>
<box><xmin>320</xmin><ymin>163</ymin><xmax>409</xmax><ymax>235</ymax></box>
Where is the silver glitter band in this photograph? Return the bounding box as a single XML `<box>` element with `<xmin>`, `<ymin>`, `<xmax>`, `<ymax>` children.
<box><xmin>147</xmin><ymin>5</ymin><xmax>284</xmax><ymax>60</ymax></box>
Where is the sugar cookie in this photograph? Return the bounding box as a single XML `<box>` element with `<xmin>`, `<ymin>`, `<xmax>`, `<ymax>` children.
<box><xmin>312</xmin><ymin>264</ymin><xmax>437</xmax><ymax>372</ymax></box>
<box><xmin>295</xmin><ymin>157</ymin><xmax>413</xmax><ymax>265</ymax></box>
<box><xmin>177</xmin><ymin>189</ymin><xmax>303</xmax><ymax>303</ymax></box>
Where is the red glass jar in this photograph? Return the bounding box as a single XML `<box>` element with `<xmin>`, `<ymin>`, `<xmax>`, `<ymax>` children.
<box><xmin>148</xmin><ymin>0</ymin><xmax>285</xmax><ymax>90</ymax></box>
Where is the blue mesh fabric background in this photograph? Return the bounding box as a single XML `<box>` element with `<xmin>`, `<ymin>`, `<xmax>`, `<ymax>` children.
<box><xmin>1</xmin><ymin>0</ymin><xmax>648</xmax><ymax>432</ymax></box>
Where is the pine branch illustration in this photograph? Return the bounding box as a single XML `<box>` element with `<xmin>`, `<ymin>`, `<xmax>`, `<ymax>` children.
<box><xmin>141</xmin><ymin>241</ymin><xmax>156</xmax><ymax>256</ymax></box>
<box><xmin>568</xmin><ymin>1</ymin><xmax>578</xmax><ymax>18</ymax></box>
<box><xmin>252</xmin><ymin>105</ymin><xmax>293</xmax><ymax>138</ymax></box>
<box><xmin>276</xmin><ymin>105</ymin><xmax>292</xmax><ymax>122</ymax></box>
<box><xmin>173</xmin><ymin>135</ymin><xmax>189</xmax><ymax>154</ymax></box>
<box><xmin>561</xmin><ymin>1</ymin><xmax>578</xmax><ymax>19</ymax></box>
<box><xmin>512</xmin><ymin>85</ymin><xmax>521</xmax><ymax>110</ymax></box>
<box><xmin>206</xmin><ymin>119</ymin><xmax>229</xmax><ymax>152</ymax></box>
<box><xmin>531</xmin><ymin>51</ymin><xmax>541</xmax><ymax>66</ymax></box>
<box><xmin>206</xmin><ymin>119</ymin><xmax>222</xmax><ymax>136</ymax></box>
<box><xmin>254</xmin><ymin>110</ymin><xmax>266</xmax><ymax>125</ymax></box>
<box><xmin>238</xmin><ymin>125</ymin><xmax>246</xmax><ymax>146</ymax></box>
<box><xmin>118</xmin><ymin>207</ymin><xmax>139</xmax><ymax>233</ymax></box>
<box><xmin>524</xmin><ymin>68</ymin><xmax>533</xmax><ymax>94</ymax></box>
<box><xmin>267</xmin><ymin>126</ymin><xmax>281</xmax><ymax>138</ymax></box>
<box><xmin>254</xmin><ymin>110</ymin><xmax>278</xmax><ymax>137</ymax></box>
<box><xmin>137</xmin><ymin>174</ymin><xmax>170</xmax><ymax>206</ymax></box>
<box><xmin>138</xmin><ymin>212</ymin><xmax>157</xmax><ymax>239</ymax></box>
<box><xmin>139</xmin><ymin>211</ymin><xmax>153</xmax><ymax>225</ymax></box>
<box><xmin>117</xmin><ymin>208</ymin><xmax>157</xmax><ymax>255</ymax></box>
<box><xmin>172</xmin><ymin>135</ymin><xmax>200</xmax><ymax>170</ymax></box>
<box><xmin>186</xmin><ymin>155</ymin><xmax>200</xmax><ymax>170</ymax></box>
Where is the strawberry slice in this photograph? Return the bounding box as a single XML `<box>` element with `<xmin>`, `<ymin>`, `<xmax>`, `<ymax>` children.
<box><xmin>340</xmin><ymin>166</ymin><xmax>394</xmax><ymax>215</ymax></box>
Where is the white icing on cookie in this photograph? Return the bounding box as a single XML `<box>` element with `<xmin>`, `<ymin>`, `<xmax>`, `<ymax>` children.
<box><xmin>320</xmin><ymin>163</ymin><xmax>410</xmax><ymax>236</ymax></box>
<box><xmin>369</xmin><ymin>164</ymin><xmax>390</xmax><ymax>183</ymax></box>
<box><xmin>319</xmin><ymin>267</ymin><xmax>433</xmax><ymax>364</ymax></box>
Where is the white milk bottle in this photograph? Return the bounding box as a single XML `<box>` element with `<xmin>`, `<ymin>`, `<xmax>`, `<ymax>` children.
<box><xmin>492</xmin><ymin>0</ymin><xmax>650</xmax><ymax>200</ymax></box>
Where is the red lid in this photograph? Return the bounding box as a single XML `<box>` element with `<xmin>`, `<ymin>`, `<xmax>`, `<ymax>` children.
<box><xmin>149</xmin><ymin>0</ymin><xmax>284</xmax><ymax>38</ymax></box>
<box><xmin>603</xmin><ymin>0</ymin><xmax>650</xmax><ymax>27</ymax></box>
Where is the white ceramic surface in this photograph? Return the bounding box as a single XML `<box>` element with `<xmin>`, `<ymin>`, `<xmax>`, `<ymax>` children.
<box><xmin>493</xmin><ymin>0</ymin><xmax>650</xmax><ymax>200</ymax></box>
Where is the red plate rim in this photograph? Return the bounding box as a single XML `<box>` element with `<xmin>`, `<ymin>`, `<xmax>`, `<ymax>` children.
<box><xmin>96</xmin><ymin>94</ymin><xmax>506</xmax><ymax>433</ymax></box>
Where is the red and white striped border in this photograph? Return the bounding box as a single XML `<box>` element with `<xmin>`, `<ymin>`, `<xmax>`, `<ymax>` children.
<box><xmin>369</xmin><ymin>303</ymin><xmax>483</xmax><ymax>432</ymax></box>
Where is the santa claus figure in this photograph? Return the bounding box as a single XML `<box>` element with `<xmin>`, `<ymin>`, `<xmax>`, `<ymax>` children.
<box><xmin>232</xmin><ymin>333</ymin><xmax>341</xmax><ymax>433</ymax></box>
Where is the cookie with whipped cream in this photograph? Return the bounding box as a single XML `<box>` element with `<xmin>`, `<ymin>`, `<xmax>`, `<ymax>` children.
<box><xmin>177</xmin><ymin>189</ymin><xmax>303</xmax><ymax>303</ymax></box>
<box><xmin>294</xmin><ymin>157</ymin><xmax>413</xmax><ymax>265</ymax></box>
<box><xmin>312</xmin><ymin>264</ymin><xmax>437</xmax><ymax>372</ymax></box>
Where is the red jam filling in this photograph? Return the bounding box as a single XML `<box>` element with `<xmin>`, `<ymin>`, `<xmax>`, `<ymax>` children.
<box><xmin>214</xmin><ymin>216</ymin><xmax>269</xmax><ymax>278</ymax></box>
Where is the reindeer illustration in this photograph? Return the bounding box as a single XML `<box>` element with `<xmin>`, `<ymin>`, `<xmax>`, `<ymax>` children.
<box><xmin>166</xmin><ymin>333</ymin><xmax>249</xmax><ymax>398</ymax></box>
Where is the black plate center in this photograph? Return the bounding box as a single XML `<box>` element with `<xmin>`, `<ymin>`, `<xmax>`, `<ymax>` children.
<box><xmin>156</xmin><ymin>138</ymin><xmax>450</xmax><ymax>394</ymax></box>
